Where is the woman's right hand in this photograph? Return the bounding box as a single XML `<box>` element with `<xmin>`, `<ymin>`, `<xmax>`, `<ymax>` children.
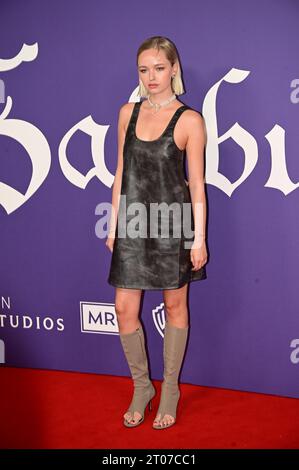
<box><xmin>105</xmin><ymin>234</ymin><xmax>115</xmax><ymax>253</ymax></box>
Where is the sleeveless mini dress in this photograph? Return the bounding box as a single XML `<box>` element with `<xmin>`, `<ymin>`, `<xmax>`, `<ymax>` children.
<box><xmin>107</xmin><ymin>100</ymin><xmax>207</xmax><ymax>290</ymax></box>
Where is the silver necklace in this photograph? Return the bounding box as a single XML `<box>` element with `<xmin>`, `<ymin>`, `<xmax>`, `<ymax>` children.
<box><xmin>147</xmin><ymin>93</ymin><xmax>176</xmax><ymax>113</ymax></box>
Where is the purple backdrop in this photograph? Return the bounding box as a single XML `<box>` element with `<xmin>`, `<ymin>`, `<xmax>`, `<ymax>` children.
<box><xmin>0</xmin><ymin>0</ymin><xmax>298</xmax><ymax>399</ymax></box>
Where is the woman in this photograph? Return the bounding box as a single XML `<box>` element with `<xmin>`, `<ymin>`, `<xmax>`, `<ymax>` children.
<box><xmin>106</xmin><ymin>36</ymin><xmax>208</xmax><ymax>429</ymax></box>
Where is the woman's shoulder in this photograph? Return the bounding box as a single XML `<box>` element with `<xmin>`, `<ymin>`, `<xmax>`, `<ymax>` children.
<box><xmin>120</xmin><ymin>101</ymin><xmax>139</xmax><ymax>113</ymax></box>
<box><xmin>118</xmin><ymin>101</ymin><xmax>138</xmax><ymax>123</ymax></box>
<box><xmin>180</xmin><ymin>104</ymin><xmax>204</xmax><ymax>127</ymax></box>
<box><xmin>182</xmin><ymin>102</ymin><xmax>203</xmax><ymax>117</ymax></box>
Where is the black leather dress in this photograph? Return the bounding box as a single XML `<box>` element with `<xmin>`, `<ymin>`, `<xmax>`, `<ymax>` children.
<box><xmin>107</xmin><ymin>100</ymin><xmax>207</xmax><ymax>290</ymax></box>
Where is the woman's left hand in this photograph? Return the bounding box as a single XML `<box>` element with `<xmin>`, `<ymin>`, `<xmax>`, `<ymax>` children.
<box><xmin>190</xmin><ymin>240</ymin><xmax>208</xmax><ymax>271</ymax></box>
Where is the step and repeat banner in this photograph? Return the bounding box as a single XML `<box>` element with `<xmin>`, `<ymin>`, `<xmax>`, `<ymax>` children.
<box><xmin>0</xmin><ymin>0</ymin><xmax>298</xmax><ymax>399</ymax></box>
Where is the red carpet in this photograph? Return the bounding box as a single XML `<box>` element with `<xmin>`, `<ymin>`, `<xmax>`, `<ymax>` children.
<box><xmin>0</xmin><ymin>366</ymin><xmax>298</xmax><ymax>449</ymax></box>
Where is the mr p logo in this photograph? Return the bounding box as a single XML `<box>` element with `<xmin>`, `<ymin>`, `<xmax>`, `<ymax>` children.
<box><xmin>80</xmin><ymin>301</ymin><xmax>119</xmax><ymax>335</ymax></box>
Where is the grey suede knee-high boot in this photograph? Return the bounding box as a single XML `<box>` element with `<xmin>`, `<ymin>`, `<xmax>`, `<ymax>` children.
<box><xmin>153</xmin><ymin>320</ymin><xmax>189</xmax><ymax>430</ymax></box>
<box><xmin>119</xmin><ymin>324</ymin><xmax>156</xmax><ymax>427</ymax></box>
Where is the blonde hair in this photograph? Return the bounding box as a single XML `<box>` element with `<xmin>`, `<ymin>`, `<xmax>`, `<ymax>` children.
<box><xmin>136</xmin><ymin>36</ymin><xmax>185</xmax><ymax>98</ymax></box>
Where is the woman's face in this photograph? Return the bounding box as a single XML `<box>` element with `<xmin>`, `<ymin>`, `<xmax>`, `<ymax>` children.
<box><xmin>138</xmin><ymin>48</ymin><xmax>177</xmax><ymax>95</ymax></box>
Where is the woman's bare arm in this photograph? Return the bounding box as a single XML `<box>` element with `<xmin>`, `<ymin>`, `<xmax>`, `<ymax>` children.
<box><xmin>107</xmin><ymin>104</ymin><xmax>128</xmax><ymax>238</ymax></box>
<box><xmin>185</xmin><ymin>111</ymin><xmax>208</xmax><ymax>268</ymax></box>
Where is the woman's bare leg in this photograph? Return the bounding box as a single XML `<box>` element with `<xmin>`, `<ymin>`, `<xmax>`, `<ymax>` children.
<box><xmin>115</xmin><ymin>287</ymin><xmax>142</xmax><ymax>334</ymax></box>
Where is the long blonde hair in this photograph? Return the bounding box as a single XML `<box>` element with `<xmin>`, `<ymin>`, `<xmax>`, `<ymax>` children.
<box><xmin>136</xmin><ymin>36</ymin><xmax>185</xmax><ymax>98</ymax></box>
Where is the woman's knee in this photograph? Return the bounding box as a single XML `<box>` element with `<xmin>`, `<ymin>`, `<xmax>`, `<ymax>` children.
<box><xmin>115</xmin><ymin>289</ymin><xmax>141</xmax><ymax>319</ymax></box>
<box><xmin>164</xmin><ymin>298</ymin><xmax>184</xmax><ymax>316</ymax></box>
<box><xmin>164</xmin><ymin>290</ymin><xmax>188</xmax><ymax>319</ymax></box>
<box><xmin>115</xmin><ymin>300</ymin><xmax>131</xmax><ymax>318</ymax></box>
